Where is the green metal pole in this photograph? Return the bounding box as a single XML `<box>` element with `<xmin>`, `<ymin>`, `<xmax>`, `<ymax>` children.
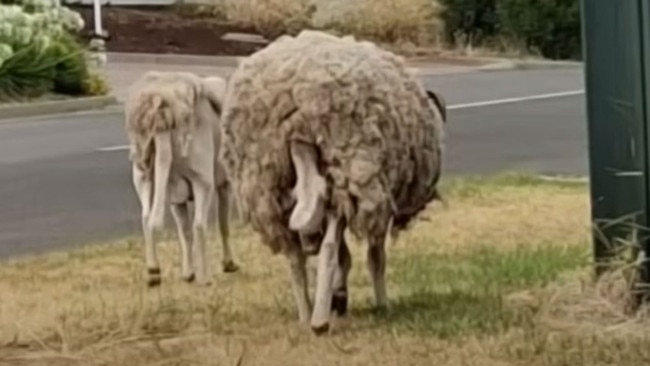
<box><xmin>580</xmin><ymin>0</ymin><xmax>649</xmax><ymax>277</ymax></box>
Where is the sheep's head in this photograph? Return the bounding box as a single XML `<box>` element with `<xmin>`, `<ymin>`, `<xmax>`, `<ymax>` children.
<box><xmin>426</xmin><ymin>89</ymin><xmax>447</xmax><ymax>123</ymax></box>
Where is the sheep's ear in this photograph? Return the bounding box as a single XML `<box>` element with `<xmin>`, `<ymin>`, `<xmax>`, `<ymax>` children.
<box><xmin>426</xmin><ymin>90</ymin><xmax>447</xmax><ymax>123</ymax></box>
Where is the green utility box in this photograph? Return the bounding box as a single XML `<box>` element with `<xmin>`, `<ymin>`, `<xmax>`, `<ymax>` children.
<box><xmin>581</xmin><ymin>0</ymin><xmax>650</xmax><ymax>282</ymax></box>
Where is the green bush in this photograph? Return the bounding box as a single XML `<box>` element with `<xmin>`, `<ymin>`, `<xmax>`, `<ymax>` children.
<box><xmin>50</xmin><ymin>33</ymin><xmax>89</xmax><ymax>96</ymax></box>
<box><xmin>0</xmin><ymin>0</ymin><xmax>94</xmax><ymax>101</ymax></box>
<box><xmin>439</xmin><ymin>0</ymin><xmax>498</xmax><ymax>46</ymax></box>
<box><xmin>496</xmin><ymin>0</ymin><xmax>581</xmax><ymax>60</ymax></box>
<box><xmin>440</xmin><ymin>0</ymin><xmax>582</xmax><ymax>60</ymax></box>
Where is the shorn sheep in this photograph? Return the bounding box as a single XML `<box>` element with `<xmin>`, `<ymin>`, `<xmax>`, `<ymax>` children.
<box><xmin>220</xmin><ymin>30</ymin><xmax>447</xmax><ymax>333</ymax></box>
<box><xmin>125</xmin><ymin>71</ymin><xmax>239</xmax><ymax>287</ymax></box>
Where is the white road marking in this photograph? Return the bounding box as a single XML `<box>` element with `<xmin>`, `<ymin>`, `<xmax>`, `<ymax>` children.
<box><xmin>95</xmin><ymin>90</ymin><xmax>584</xmax><ymax>152</ymax></box>
<box><xmin>96</xmin><ymin>145</ymin><xmax>129</xmax><ymax>152</ymax></box>
<box><xmin>447</xmin><ymin>90</ymin><xmax>584</xmax><ymax>110</ymax></box>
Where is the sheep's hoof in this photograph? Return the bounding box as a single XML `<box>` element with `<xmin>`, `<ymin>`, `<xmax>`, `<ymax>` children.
<box><xmin>147</xmin><ymin>277</ymin><xmax>162</xmax><ymax>287</ymax></box>
<box><xmin>183</xmin><ymin>273</ymin><xmax>196</xmax><ymax>283</ymax></box>
<box><xmin>223</xmin><ymin>261</ymin><xmax>240</xmax><ymax>273</ymax></box>
<box><xmin>332</xmin><ymin>289</ymin><xmax>348</xmax><ymax>316</ymax></box>
<box><xmin>311</xmin><ymin>322</ymin><xmax>330</xmax><ymax>336</ymax></box>
<box><xmin>147</xmin><ymin>268</ymin><xmax>162</xmax><ymax>287</ymax></box>
<box><xmin>195</xmin><ymin>277</ymin><xmax>213</xmax><ymax>287</ymax></box>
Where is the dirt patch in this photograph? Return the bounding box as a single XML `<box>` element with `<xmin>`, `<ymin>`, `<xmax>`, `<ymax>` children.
<box><xmin>70</xmin><ymin>5</ymin><xmax>266</xmax><ymax>56</ymax></box>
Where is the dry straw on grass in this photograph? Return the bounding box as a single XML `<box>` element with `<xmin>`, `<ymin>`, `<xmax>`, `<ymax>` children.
<box><xmin>493</xmin><ymin>265</ymin><xmax>650</xmax><ymax>365</ymax></box>
<box><xmin>3</xmin><ymin>173</ymin><xmax>644</xmax><ymax>366</ymax></box>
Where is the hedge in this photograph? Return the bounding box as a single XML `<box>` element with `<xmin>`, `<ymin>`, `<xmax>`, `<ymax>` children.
<box><xmin>440</xmin><ymin>0</ymin><xmax>582</xmax><ymax>60</ymax></box>
<box><xmin>0</xmin><ymin>0</ymin><xmax>108</xmax><ymax>101</ymax></box>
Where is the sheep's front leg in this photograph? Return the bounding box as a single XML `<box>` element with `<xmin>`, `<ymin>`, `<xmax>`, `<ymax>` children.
<box><xmin>191</xmin><ymin>179</ymin><xmax>215</xmax><ymax>286</ymax></box>
<box><xmin>170</xmin><ymin>203</ymin><xmax>194</xmax><ymax>282</ymax></box>
<box><xmin>289</xmin><ymin>140</ymin><xmax>327</xmax><ymax>236</ymax></box>
<box><xmin>332</xmin><ymin>237</ymin><xmax>351</xmax><ymax>316</ymax></box>
<box><xmin>216</xmin><ymin>185</ymin><xmax>239</xmax><ymax>273</ymax></box>
<box><xmin>311</xmin><ymin>212</ymin><xmax>344</xmax><ymax>334</ymax></box>
<box><xmin>287</xmin><ymin>247</ymin><xmax>311</xmax><ymax>323</ymax></box>
<box><xmin>132</xmin><ymin>164</ymin><xmax>160</xmax><ymax>287</ymax></box>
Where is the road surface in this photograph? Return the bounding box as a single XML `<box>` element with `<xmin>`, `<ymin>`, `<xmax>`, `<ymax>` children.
<box><xmin>0</xmin><ymin>67</ymin><xmax>587</xmax><ymax>258</ymax></box>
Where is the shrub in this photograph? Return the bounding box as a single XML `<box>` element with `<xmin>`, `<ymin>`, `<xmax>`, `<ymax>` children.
<box><xmin>440</xmin><ymin>0</ymin><xmax>581</xmax><ymax>59</ymax></box>
<box><xmin>213</xmin><ymin>0</ymin><xmax>315</xmax><ymax>39</ymax></box>
<box><xmin>0</xmin><ymin>0</ymin><xmax>94</xmax><ymax>100</ymax></box>
<box><xmin>312</xmin><ymin>0</ymin><xmax>444</xmax><ymax>46</ymax></box>
<box><xmin>439</xmin><ymin>0</ymin><xmax>498</xmax><ymax>46</ymax></box>
<box><xmin>496</xmin><ymin>0</ymin><xmax>581</xmax><ymax>60</ymax></box>
<box><xmin>82</xmin><ymin>72</ymin><xmax>109</xmax><ymax>96</ymax></box>
<box><xmin>50</xmin><ymin>33</ymin><xmax>89</xmax><ymax>96</ymax></box>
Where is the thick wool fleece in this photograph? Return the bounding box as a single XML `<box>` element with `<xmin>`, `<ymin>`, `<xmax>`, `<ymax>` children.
<box><xmin>220</xmin><ymin>30</ymin><xmax>445</xmax><ymax>253</ymax></box>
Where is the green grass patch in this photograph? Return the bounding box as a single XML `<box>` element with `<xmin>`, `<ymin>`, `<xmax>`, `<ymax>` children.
<box><xmin>363</xmin><ymin>243</ymin><xmax>589</xmax><ymax>338</ymax></box>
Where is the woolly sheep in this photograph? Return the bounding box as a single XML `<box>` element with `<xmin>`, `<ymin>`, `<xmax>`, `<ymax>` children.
<box><xmin>220</xmin><ymin>30</ymin><xmax>447</xmax><ymax>333</ymax></box>
<box><xmin>125</xmin><ymin>71</ymin><xmax>239</xmax><ymax>287</ymax></box>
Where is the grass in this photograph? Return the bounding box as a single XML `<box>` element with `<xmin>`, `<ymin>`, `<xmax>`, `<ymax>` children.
<box><xmin>1</xmin><ymin>172</ymin><xmax>646</xmax><ymax>366</ymax></box>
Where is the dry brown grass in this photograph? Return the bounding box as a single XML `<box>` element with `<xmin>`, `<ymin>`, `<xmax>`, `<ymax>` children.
<box><xmin>215</xmin><ymin>0</ymin><xmax>315</xmax><ymax>39</ymax></box>
<box><xmin>181</xmin><ymin>0</ymin><xmax>444</xmax><ymax>46</ymax></box>
<box><xmin>1</xmin><ymin>173</ymin><xmax>641</xmax><ymax>366</ymax></box>
<box><xmin>310</xmin><ymin>0</ymin><xmax>444</xmax><ymax>46</ymax></box>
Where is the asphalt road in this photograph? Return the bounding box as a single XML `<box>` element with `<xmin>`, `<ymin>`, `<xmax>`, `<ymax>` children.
<box><xmin>0</xmin><ymin>67</ymin><xmax>587</xmax><ymax>258</ymax></box>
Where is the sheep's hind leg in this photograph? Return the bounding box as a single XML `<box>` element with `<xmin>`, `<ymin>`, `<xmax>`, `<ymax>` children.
<box><xmin>287</xmin><ymin>247</ymin><xmax>311</xmax><ymax>324</ymax></box>
<box><xmin>191</xmin><ymin>178</ymin><xmax>215</xmax><ymax>286</ymax></box>
<box><xmin>170</xmin><ymin>203</ymin><xmax>195</xmax><ymax>283</ymax></box>
<box><xmin>311</xmin><ymin>212</ymin><xmax>344</xmax><ymax>335</ymax></box>
<box><xmin>289</xmin><ymin>140</ymin><xmax>327</xmax><ymax>236</ymax></box>
<box><xmin>132</xmin><ymin>164</ymin><xmax>161</xmax><ymax>287</ymax></box>
<box><xmin>216</xmin><ymin>185</ymin><xmax>239</xmax><ymax>273</ymax></box>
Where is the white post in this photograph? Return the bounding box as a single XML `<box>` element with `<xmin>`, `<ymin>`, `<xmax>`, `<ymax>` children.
<box><xmin>88</xmin><ymin>0</ymin><xmax>107</xmax><ymax>72</ymax></box>
<box><xmin>93</xmin><ymin>0</ymin><xmax>103</xmax><ymax>37</ymax></box>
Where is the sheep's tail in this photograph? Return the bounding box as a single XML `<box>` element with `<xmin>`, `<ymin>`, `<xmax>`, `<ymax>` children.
<box><xmin>148</xmin><ymin>131</ymin><xmax>173</xmax><ymax>230</ymax></box>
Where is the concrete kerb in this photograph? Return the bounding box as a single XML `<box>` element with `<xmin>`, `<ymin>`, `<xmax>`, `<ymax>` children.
<box><xmin>459</xmin><ymin>57</ymin><xmax>582</xmax><ymax>73</ymax></box>
<box><xmin>107</xmin><ymin>51</ymin><xmax>582</xmax><ymax>72</ymax></box>
<box><xmin>107</xmin><ymin>52</ymin><xmax>516</xmax><ymax>78</ymax></box>
<box><xmin>107</xmin><ymin>52</ymin><xmax>243</xmax><ymax>67</ymax></box>
<box><xmin>512</xmin><ymin>59</ymin><xmax>583</xmax><ymax>70</ymax></box>
<box><xmin>0</xmin><ymin>95</ymin><xmax>119</xmax><ymax>121</ymax></box>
